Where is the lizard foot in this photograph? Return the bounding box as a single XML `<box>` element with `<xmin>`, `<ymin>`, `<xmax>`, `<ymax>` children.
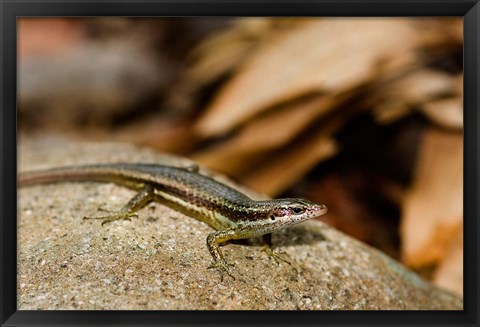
<box><xmin>208</xmin><ymin>259</ymin><xmax>236</xmax><ymax>281</ymax></box>
<box><xmin>83</xmin><ymin>211</ymin><xmax>138</xmax><ymax>226</ymax></box>
<box><xmin>262</xmin><ymin>246</ymin><xmax>291</xmax><ymax>265</ymax></box>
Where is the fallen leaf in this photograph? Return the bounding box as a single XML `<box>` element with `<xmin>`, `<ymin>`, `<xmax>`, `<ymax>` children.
<box><xmin>242</xmin><ymin>133</ymin><xmax>337</xmax><ymax>196</ymax></box>
<box><xmin>195</xmin><ymin>18</ymin><xmax>425</xmax><ymax>137</ymax></box>
<box><xmin>433</xmin><ymin>223</ymin><xmax>463</xmax><ymax>297</ymax></box>
<box><xmin>389</xmin><ymin>70</ymin><xmax>456</xmax><ymax>104</ymax></box>
<box><xmin>419</xmin><ymin>97</ymin><xmax>463</xmax><ymax>131</ymax></box>
<box><xmin>185</xmin><ymin>18</ymin><xmax>279</xmax><ymax>87</ymax></box>
<box><xmin>191</xmin><ymin>94</ymin><xmax>338</xmax><ymax>174</ymax></box>
<box><xmin>401</xmin><ymin>128</ymin><xmax>463</xmax><ymax>268</ymax></box>
<box><xmin>372</xmin><ymin>69</ymin><xmax>458</xmax><ymax>124</ymax></box>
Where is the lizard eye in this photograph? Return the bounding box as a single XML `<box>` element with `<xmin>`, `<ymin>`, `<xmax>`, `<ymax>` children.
<box><xmin>292</xmin><ymin>207</ymin><xmax>304</xmax><ymax>214</ymax></box>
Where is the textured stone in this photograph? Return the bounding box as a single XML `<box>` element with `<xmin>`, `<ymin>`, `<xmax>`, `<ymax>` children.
<box><xmin>17</xmin><ymin>139</ymin><xmax>463</xmax><ymax>310</ymax></box>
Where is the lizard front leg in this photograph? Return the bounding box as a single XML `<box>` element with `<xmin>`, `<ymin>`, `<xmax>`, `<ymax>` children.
<box><xmin>261</xmin><ymin>233</ymin><xmax>291</xmax><ymax>265</ymax></box>
<box><xmin>206</xmin><ymin>225</ymin><xmax>284</xmax><ymax>279</ymax></box>
<box><xmin>206</xmin><ymin>228</ymin><xmax>239</xmax><ymax>280</ymax></box>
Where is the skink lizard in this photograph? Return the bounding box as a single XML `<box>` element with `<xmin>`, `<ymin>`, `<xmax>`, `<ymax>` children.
<box><xmin>19</xmin><ymin>163</ymin><xmax>327</xmax><ymax>277</ymax></box>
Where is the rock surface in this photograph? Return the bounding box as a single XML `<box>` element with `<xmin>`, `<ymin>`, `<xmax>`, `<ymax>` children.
<box><xmin>17</xmin><ymin>139</ymin><xmax>463</xmax><ymax>310</ymax></box>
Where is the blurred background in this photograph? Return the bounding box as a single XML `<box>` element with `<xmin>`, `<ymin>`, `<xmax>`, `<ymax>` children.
<box><xmin>18</xmin><ymin>17</ymin><xmax>463</xmax><ymax>297</ymax></box>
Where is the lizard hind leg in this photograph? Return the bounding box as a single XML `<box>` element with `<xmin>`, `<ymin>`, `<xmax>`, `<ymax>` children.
<box><xmin>83</xmin><ymin>184</ymin><xmax>155</xmax><ymax>226</ymax></box>
<box><xmin>84</xmin><ymin>210</ymin><xmax>139</xmax><ymax>226</ymax></box>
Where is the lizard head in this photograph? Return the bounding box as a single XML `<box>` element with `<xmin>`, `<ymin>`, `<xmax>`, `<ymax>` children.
<box><xmin>271</xmin><ymin>198</ymin><xmax>327</xmax><ymax>222</ymax></box>
<box><xmin>253</xmin><ymin>198</ymin><xmax>327</xmax><ymax>233</ymax></box>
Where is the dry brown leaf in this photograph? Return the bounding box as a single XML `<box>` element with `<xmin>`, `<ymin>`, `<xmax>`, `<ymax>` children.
<box><xmin>186</xmin><ymin>19</ymin><xmax>271</xmax><ymax>87</ymax></box>
<box><xmin>192</xmin><ymin>95</ymin><xmax>336</xmax><ymax>174</ymax></box>
<box><xmin>454</xmin><ymin>74</ymin><xmax>463</xmax><ymax>95</ymax></box>
<box><xmin>195</xmin><ymin>18</ymin><xmax>425</xmax><ymax>137</ymax></box>
<box><xmin>433</xmin><ymin>223</ymin><xmax>463</xmax><ymax>298</ymax></box>
<box><xmin>390</xmin><ymin>70</ymin><xmax>456</xmax><ymax>103</ymax></box>
<box><xmin>372</xmin><ymin>69</ymin><xmax>457</xmax><ymax>124</ymax></box>
<box><xmin>186</xmin><ymin>18</ymin><xmax>312</xmax><ymax>89</ymax></box>
<box><xmin>419</xmin><ymin>97</ymin><xmax>463</xmax><ymax>130</ymax></box>
<box><xmin>373</xmin><ymin>100</ymin><xmax>411</xmax><ymax>124</ymax></box>
<box><xmin>401</xmin><ymin>128</ymin><xmax>463</xmax><ymax>268</ymax></box>
<box><xmin>413</xmin><ymin>18</ymin><xmax>463</xmax><ymax>49</ymax></box>
<box><xmin>167</xmin><ymin>18</ymin><xmax>297</xmax><ymax>113</ymax></box>
<box><xmin>226</xmin><ymin>95</ymin><xmax>334</xmax><ymax>153</ymax></box>
<box><xmin>242</xmin><ymin>133</ymin><xmax>337</xmax><ymax>196</ymax></box>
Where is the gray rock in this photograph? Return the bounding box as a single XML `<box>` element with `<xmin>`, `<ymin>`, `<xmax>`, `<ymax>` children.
<box><xmin>17</xmin><ymin>139</ymin><xmax>463</xmax><ymax>310</ymax></box>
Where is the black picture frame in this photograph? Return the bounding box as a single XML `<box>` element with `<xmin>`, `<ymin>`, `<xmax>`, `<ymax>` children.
<box><xmin>1</xmin><ymin>1</ymin><xmax>478</xmax><ymax>326</ymax></box>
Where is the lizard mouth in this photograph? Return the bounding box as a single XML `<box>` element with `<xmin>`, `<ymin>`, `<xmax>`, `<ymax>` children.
<box><xmin>315</xmin><ymin>204</ymin><xmax>328</xmax><ymax>215</ymax></box>
<box><xmin>304</xmin><ymin>204</ymin><xmax>328</xmax><ymax>220</ymax></box>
